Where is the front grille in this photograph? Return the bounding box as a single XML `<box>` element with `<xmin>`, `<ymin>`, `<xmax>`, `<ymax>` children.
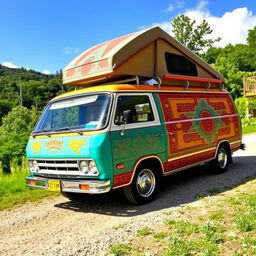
<box><xmin>37</xmin><ymin>159</ymin><xmax>79</xmax><ymax>172</ymax></box>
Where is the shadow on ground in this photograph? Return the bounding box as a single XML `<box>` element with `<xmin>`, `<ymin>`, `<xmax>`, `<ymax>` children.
<box><xmin>54</xmin><ymin>155</ymin><xmax>256</xmax><ymax>216</ymax></box>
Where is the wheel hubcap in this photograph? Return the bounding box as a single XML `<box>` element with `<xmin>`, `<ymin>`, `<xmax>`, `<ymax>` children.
<box><xmin>136</xmin><ymin>169</ymin><xmax>156</xmax><ymax>197</ymax></box>
<box><xmin>218</xmin><ymin>148</ymin><xmax>228</xmax><ymax>169</ymax></box>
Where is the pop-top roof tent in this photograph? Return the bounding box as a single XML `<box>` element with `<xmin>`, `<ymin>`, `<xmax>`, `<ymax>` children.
<box><xmin>63</xmin><ymin>27</ymin><xmax>225</xmax><ymax>87</ymax></box>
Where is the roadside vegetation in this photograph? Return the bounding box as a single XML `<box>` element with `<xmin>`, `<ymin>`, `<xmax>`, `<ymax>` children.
<box><xmin>0</xmin><ymin>164</ymin><xmax>56</xmax><ymax>211</ymax></box>
<box><xmin>242</xmin><ymin>118</ymin><xmax>256</xmax><ymax>134</ymax></box>
<box><xmin>108</xmin><ymin>178</ymin><xmax>256</xmax><ymax>256</ymax></box>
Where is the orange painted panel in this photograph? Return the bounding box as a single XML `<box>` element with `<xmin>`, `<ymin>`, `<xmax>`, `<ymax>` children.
<box><xmin>158</xmin><ymin>92</ymin><xmax>241</xmax><ymax>171</ymax></box>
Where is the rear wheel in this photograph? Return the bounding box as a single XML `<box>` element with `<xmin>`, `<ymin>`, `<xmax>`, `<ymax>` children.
<box><xmin>210</xmin><ymin>144</ymin><xmax>230</xmax><ymax>173</ymax></box>
<box><xmin>123</xmin><ymin>166</ymin><xmax>160</xmax><ymax>204</ymax></box>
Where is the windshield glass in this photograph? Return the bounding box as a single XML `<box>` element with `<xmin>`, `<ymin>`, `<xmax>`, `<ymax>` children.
<box><xmin>33</xmin><ymin>93</ymin><xmax>111</xmax><ymax>133</ymax></box>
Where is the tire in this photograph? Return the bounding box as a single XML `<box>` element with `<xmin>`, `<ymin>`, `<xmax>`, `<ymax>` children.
<box><xmin>123</xmin><ymin>166</ymin><xmax>160</xmax><ymax>204</ymax></box>
<box><xmin>210</xmin><ymin>144</ymin><xmax>230</xmax><ymax>173</ymax></box>
<box><xmin>61</xmin><ymin>191</ymin><xmax>85</xmax><ymax>200</ymax></box>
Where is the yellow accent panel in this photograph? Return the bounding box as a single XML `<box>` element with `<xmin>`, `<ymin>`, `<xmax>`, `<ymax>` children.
<box><xmin>176</xmin><ymin>130</ymin><xmax>204</xmax><ymax>150</ymax></box>
<box><xmin>31</xmin><ymin>142</ymin><xmax>42</xmax><ymax>154</ymax></box>
<box><xmin>208</xmin><ymin>98</ymin><xmax>231</xmax><ymax>113</ymax></box>
<box><xmin>217</xmin><ymin>123</ymin><xmax>236</xmax><ymax>140</ymax></box>
<box><xmin>68</xmin><ymin>139</ymin><xmax>87</xmax><ymax>154</ymax></box>
<box><xmin>169</xmin><ymin>98</ymin><xmax>195</xmax><ymax>119</ymax></box>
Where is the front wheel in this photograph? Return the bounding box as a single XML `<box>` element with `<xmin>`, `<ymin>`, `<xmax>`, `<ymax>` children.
<box><xmin>123</xmin><ymin>167</ymin><xmax>159</xmax><ymax>204</ymax></box>
<box><xmin>210</xmin><ymin>144</ymin><xmax>230</xmax><ymax>173</ymax></box>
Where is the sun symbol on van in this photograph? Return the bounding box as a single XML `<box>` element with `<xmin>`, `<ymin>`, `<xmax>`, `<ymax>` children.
<box><xmin>68</xmin><ymin>139</ymin><xmax>86</xmax><ymax>154</ymax></box>
<box><xmin>190</xmin><ymin>100</ymin><xmax>224</xmax><ymax>144</ymax></box>
<box><xmin>31</xmin><ymin>141</ymin><xmax>42</xmax><ymax>154</ymax></box>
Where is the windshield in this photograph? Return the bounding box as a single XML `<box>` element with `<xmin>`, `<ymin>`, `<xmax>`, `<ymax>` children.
<box><xmin>33</xmin><ymin>93</ymin><xmax>111</xmax><ymax>133</ymax></box>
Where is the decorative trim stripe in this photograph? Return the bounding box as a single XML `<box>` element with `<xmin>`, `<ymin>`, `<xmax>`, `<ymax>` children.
<box><xmin>165</xmin><ymin>114</ymin><xmax>238</xmax><ymax>125</ymax></box>
<box><xmin>168</xmin><ymin>147</ymin><xmax>216</xmax><ymax>162</ymax></box>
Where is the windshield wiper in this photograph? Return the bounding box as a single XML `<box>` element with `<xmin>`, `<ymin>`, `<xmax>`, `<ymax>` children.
<box><xmin>32</xmin><ymin>129</ymin><xmax>52</xmax><ymax>138</ymax></box>
<box><xmin>54</xmin><ymin>127</ymin><xmax>83</xmax><ymax>135</ymax></box>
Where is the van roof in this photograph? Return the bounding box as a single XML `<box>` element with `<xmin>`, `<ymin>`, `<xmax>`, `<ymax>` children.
<box><xmin>63</xmin><ymin>27</ymin><xmax>225</xmax><ymax>86</ymax></box>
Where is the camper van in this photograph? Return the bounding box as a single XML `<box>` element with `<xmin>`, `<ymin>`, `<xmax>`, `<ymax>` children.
<box><xmin>26</xmin><ymin>27</ymin><xmax>244</xmax><ymax>204</ymax></box>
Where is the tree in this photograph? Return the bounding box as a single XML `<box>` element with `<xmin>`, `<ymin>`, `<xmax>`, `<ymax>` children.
<box><xmin>247</xmin><ymin>26</ymin><xmax>256</xmax><ymax>48</ymax></box>
<box><xmin>171</xmin><ymin>14</ymin><xmax>221</xmax><ymax>55</ymax></box>
<box><xmin>0</xmin><ymin>106</ymin><xmax>39</xmax><ymax>174</ymax></box>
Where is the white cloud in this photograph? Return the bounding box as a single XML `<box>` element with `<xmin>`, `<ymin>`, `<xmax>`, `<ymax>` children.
<box><xmin>145</xmin><ymin>0</ymin><xmax>256</xmax><ymax>47</ymax></box>
<box><xmin>164</xmin><ymin>3</ymin><xmax>174</xmax><ymax>13</ymax></box>
<box><xmin>63</xmin><ymin>47</ymin><xmax>80</xmax><ymax>54</ymax></box>
<box><xmin>2</xmin><ymin>62</ymin><xmax>20</xmax><ymax>69</ymax></box>
<box><xmin>184</xmin><ymin>2</ymin><xmax>256</xmax><ymax>47</ymax></box>
<box><xmin>42</xmin><ymin>70</ymin><xmax>51</xmax><ymax>75</ymax></box>
<box><xmin>163</xmin><ymin>1</ymin><xmax>185</xmax><ymax>13</ymax></box>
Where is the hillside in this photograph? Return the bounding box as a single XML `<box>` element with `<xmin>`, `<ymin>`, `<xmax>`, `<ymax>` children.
<box><xmin>0</xmin><ymin>65</ymin><xmax>69</xmax><ymax>124</ymax></box>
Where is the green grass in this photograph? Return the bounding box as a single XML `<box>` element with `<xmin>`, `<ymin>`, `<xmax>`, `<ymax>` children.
<box><xmin>109</xmin><ymin>243</ymin><xmax>134</xmax><ymax>256</ymax></box>
<box><xmin>137</xmin><ymin>227</ymin><xmax>152</xmax><ymax>236</ymax></box>
<box><xmin>242</xmin><ymin>125</ymin><xmax>256</xmax><ymax>134</ymax></box>
<box><xmin>0</xmin><ymin>166</ymin><xmax>56</xmax><ymax>211</ymax></box>
<box><xmin>108</xmin><ymin>179</ymin><xmax>256</xmax><ymax>256</ymax></box>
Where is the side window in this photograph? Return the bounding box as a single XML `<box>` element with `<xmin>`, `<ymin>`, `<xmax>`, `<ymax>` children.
<box><xmin>114</xmin><ymin>95</ymin><xmax>154</xmax><ymax>124</ymax></box>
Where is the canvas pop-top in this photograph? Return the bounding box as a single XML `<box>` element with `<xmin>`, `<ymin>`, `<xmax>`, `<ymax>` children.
<box><xmin>25</xmin><ymin>27</ymin><xmax>245</xmax><ymax>204</ymax></box>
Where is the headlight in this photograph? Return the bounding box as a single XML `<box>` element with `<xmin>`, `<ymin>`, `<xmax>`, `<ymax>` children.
<box><xmin>79</xmin><ymin>160</ymin><xmax>99</xmax><ymax>176</ymax></box>
<box><xmin>29</xmin><ymin>160</ymin><xmax>40</xmax><ymax>172</ymax></box>
<box><xmin>88</xmin><ymin>160</ymin><xmax>98</xmax><ymax>174</ymax></box>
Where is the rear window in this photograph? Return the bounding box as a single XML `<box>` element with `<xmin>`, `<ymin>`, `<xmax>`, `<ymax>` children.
<box><xmin>165</xmin><ymin>52</ymin><xmax>198</xmax><ymax>76</ymax></box>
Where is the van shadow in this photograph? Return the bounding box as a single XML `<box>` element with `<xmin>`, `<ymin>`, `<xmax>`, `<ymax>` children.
<box><xmin>54</xmin><ymin>155</ymin><xmax>256</xmax><ymax>216</ymax></box>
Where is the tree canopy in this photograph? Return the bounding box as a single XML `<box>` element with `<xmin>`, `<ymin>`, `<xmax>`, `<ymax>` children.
<box><xmin>171</xmin><ymin>14</ymin><xmax>221</xmax><ymax>55</ymax></box>
<box><xmin>202</xmin><ymin>26</ymin><xmax>256</xmax><ymax>98</ymax></box>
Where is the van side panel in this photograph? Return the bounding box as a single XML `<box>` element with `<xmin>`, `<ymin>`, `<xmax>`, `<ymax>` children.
<box><xmin>158</xmin><ymin>92</ymin><xmax>241</xmax><ymax>173</ymax></box>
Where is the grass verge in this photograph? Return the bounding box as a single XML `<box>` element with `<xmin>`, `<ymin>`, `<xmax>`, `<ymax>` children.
<box><xmin>108</xmin><ymin>178</ymin><xmax>256</xmax><ymax>256</ymax></box>
<box><xmin>0</xmin><ymin>167</ymin><xmax>57</xmax><ymax>211</ymax></box>
<box><xmin>242</xmin><ymin>125</ymin><xmax>256</xmax><ymax>134</ymax></box>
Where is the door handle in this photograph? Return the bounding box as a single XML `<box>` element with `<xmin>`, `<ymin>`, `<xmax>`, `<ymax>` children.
<box><xmin>169</xmin><ymin>131</ymin><xmax>175</xmax><ymax>135</ymax></box>
<box><xmin>154</xmin><ymin>133</ymin><xmax>164</xmax><ymax>137</ymax></box>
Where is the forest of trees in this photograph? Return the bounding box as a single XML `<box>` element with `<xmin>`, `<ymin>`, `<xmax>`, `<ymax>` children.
<box><xmin>0</xmin><ymin>16</ymin><xmax>256</xmax><ymax>173</ymax></box>
<box><xmin>0</xmin><ymin>65</ymin><xmax>72</xmax><ymax>173</ymax></box>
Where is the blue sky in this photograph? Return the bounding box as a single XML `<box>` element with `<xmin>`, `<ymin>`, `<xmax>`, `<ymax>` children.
<box><xmin>1</xmin><ymin>0</ymin><xmax>256</xmax><ymax>74</ymax></box>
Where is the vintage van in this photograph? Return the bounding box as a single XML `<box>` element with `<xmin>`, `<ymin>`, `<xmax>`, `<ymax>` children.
<box><xmin>26</xmin><ymin>27</ymin><xmax>245</xmax><ymax>204</ymax></box>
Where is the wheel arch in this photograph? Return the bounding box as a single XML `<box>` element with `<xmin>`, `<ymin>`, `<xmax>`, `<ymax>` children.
<box><xmin>213</xmin><ymin>140</ymin><xmax>232</xmax><ymax>164</ymax></box>
<box><xmin>134</xmin><ymin>155</ymin><xmax>164</xmax><ymax>176</ymax></box>
<box><xmin>113</xmin><ymin>155</ymin><xmax>164</xmax><ymax>189</ymax></box>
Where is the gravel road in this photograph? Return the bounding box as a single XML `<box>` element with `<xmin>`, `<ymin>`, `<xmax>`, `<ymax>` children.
<box><xmin>1</xmin><ymin>134</ymin><xmax>255</xmax><ymax>256</ymax></box>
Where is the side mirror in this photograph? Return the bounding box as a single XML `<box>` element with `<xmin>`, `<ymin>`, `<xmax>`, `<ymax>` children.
<box><xmin>123</xmin><ymin>110</ymin><xmax>132</xmax><ymax>124</ymax></box>
<box><xmin>120</xmin><ymin>110</ymin><xmax>132</xmax><ymax>136</ymax></box>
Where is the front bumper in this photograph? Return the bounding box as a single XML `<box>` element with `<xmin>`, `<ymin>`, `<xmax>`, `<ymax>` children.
<box><xmin>26</xmin><ymin>176</ymin><xmax>111</xmax><ymax>194</ymax></box>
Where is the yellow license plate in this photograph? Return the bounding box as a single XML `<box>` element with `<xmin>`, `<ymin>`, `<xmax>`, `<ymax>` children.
<box><xmin>47</xmin><ymin>180</ymin><xmax>60</xmax><ymax>192</ymax></box>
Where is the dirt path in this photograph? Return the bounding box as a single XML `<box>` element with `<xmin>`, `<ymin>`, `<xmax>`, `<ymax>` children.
<box><xmin>1</xmin><ymin>134</ymin><xmax>255</xmax><ymax>256</ymax></box>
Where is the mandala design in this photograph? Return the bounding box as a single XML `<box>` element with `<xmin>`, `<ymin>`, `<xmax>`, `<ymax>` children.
<box><xmin>190</xmin><ymin>100</ymin><xmax>224</xmax><ymax>144</ymax></box>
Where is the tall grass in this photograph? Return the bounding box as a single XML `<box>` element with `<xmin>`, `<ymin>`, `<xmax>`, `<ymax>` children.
<box><xmin>0</xmin><ymin>164</ymin><xmax>55</xmax><ymax>211</ymax></box>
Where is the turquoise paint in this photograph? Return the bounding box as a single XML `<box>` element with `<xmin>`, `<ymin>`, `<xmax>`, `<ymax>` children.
<box><xmin>89</xmin><ymin>133</ymin><xmax>113</xmax><ymax>183</ymax></box>
<box><xmin>110</xmin><ymin>125</ymin><xmax>166</xmax><ymax>176</ymax></box>
<box><xmin>26</xmin><ymin>133</ymin><xmax>114</xmax><ymax>185</ymax></box>
<box><xmin>26</xmin><ymin>136</ymin><xmax>91</xmax><ymax>158</ymax></box>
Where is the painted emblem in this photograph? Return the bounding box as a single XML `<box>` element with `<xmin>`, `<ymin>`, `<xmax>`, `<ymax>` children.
<box><xmin>46</xmin><ymin>139</ymin><xmax>64</xmax><ymax>153</ymax></box>
<box><xmin>68</xmin><ymin>139</ymin><xmax>86</xmax><ymax>154</ymax></box>
<box><xmin>190</xmin><ymin>100</ymin><xmax>224</xmax><ymax>144</ymax></box>
<box><xmin>31</xmin><ymin>141</ymin><xmax>42</xmax><ymax>154</ymax></box>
